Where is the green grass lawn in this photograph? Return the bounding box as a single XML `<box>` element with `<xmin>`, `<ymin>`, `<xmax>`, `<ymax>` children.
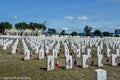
<box><xmin>0</xmin><ymin>41</ymin><xmax>120</xmax><ymax>80</ymax></box>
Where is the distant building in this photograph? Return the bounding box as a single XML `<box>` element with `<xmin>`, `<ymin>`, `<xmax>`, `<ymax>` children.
<box><xmin>47</xmin><ymin>28</ymin><xmax>56</xmax><ymax>35</ymax></box>
<box><xmin>115</xmin><ymin>29</ymin><xmax>120</xmax><ymax>34</ymax></box>
<box><xmin>111</xmin><ymin>29</ymin><xmax>120</xmax><ymax>36</ymax></box>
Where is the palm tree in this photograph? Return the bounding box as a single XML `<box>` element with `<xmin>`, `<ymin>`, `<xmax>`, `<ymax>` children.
<box><xmin>84</xmin><ymin>25</ymin><xmax>92</xmax><ymax>36</ymax></box>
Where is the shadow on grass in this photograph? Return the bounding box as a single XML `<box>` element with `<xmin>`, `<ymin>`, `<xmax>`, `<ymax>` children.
<box><xmin>89</xmin><ymin>64</ymin><xmax>96</xmax><ymax>67</ymax></box>
<box><xmin>20</xmin><ymin>52</ymin><xmax>23</xmax><ymax>54</ymax></box>
<box><xmin>40</xmin><ymin>67</ymin><xmax>47</xmax><ymax>70</ymax></box>
<box><xmin>77</xmin><ymin>65</ymin><xmax>82</xmax><ymax>68</ymax></box>
<box><xmin>59</xmin><ymin>66</ymin><xmax>65</xmax><ymax>70</ymax></box>
<box><xmin>104</xmin><ymin>63</ymin><xmax>111</xmax><ymax>67</ymax></box>
<box><xmin>34</xmin><ymin>57</ymin><xmax>39</xmax><ymax>60</ymax></box>
<box><xmin>20</xmin><ymin>58</ymin><xmax>24</xmax><ymax>61</ymax></box>
<box><xmin>117</xmin><ymin>63</ymin><xmax>120</xmax><ymax>66</ymax></box>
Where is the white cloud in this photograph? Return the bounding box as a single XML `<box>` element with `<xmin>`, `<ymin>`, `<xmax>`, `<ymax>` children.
<box><xmin>92</xmin><ymin>18</ymin><xmax>113</xmax><ymax>22</ymax></box>
<box><xmin>13</xmin><ymin>16</ymin><xmax>18</xmax><ymax>19</ymax></box>
<box><xmin>64</xmin><ymin>16</ymin><xmax>74</xmax><ymax>20</ymax></box>
<box><xmin>61</xmin><ymin>27</ymin><xmax>69</xmax><ymax>31</ymax></box>
<box><xmin>78</xmin><ymin>16</ymin><xmax>88</xmax><ymax>21</ymax></box>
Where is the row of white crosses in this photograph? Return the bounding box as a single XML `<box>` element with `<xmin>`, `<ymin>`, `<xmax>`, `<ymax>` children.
<box><xmin>0</xmin><ymin>35</ymin><xmax>21</xmax><ymax>50</ymax></box>
<box><xmin>104</xmin><ymin>37</ymin><xmax>120</xmax><ymax>49</ymax></box>
<box><xmin>25</xmin><ymin>36</ymin><xmax>63</xmax><ymax>60</ymax></box>
<box><xmin>47</xmin><ymin>55</ymin><xmax>107</xmax><ymax>80</ymax></box>
<box><xmin>97</xmin><ymin>46</ymin><xmax>118</xmax><ymax>67</ymax></box>
<box><xmin>25</xmin><ymin>38</ymin><xmax>38</xmax><ymax>54</ymax></box>
<box><xmin>47</xmin><ymin>55</ymin><xmax>89</xmax><ymax>70</ymax></box>
<box><xmin>0</xmin><ymin>35</ymin><xmax>21</xmax><ymax>39</ymax></box>
<box><xmin>3</xmin><ymin>39</ymin><xmax>13</xmax><ymax>50</ymax></box>
<box><xmin>11</xmin><ymin>38</ymin><xmax>19</xmax><ymax>54</ymax></box>
<box><xmin>23</xmin><ymin>36</ymin><xmax>120</xmax><ymax>70</ymax></box>
<box><xmin>0</xmin><ymin>39</ymin><xmax>4</xmax><ymax>46</ymax></box>
<box><xmin>46</xmin><ymin>55</ymin><xmax>73</xmax><ymax>71</ymax></box>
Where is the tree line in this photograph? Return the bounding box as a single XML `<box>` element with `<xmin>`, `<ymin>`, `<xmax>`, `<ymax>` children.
<box><xmin>0</xmin><ymin>21</ymin><xmax>118</xmax><ymax>37</ymax></box>
<box><xmin>0</xmin><ymin>22</ymin><xmax>47</xmax><ymax>34</ymax></box>
<box><xmin>60</xmin><ymin>25</ymin><xmax>119</xmax><ymax>37</ymax></box>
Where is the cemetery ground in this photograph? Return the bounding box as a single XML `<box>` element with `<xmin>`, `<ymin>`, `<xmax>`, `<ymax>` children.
<box><xmin>0</xmin><ymin>40</ymin><xmax>120</xmax><ymax>80</ymax></box>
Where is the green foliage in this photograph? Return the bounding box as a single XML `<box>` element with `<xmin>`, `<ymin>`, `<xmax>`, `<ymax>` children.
<box><xmin>94</xmin><ymin>29</ymin><xmax>101</xmax><ymax>36</ymax></box>
<box><xmin>84</xmin><ymin>25</ymin><xmax>92</xmax><ymax>36</ymax></box>
<box><xmin>0</xmin><ymin>22</ymin><xmax>12</xmax><ymax>34</ymax></box>
<box><xmin>71</xmin><ymin>31</ymin><xmax>77</xmax><ymax>36</ymax></box>
<box><xmin>15</xmin><ymin>22</ymin><xmax>47</xmax><ymax>31</ymax></box>
<box><xmin>61</xmin><ymin>30</ymin><xmax>66</xmax><ymax>35</ymax></box>
<box><xmin>102</xmin><ymin>32</ymin><xmax>110</xmax><ymax>36</ymax></box>
<box><xmin>114</xmin><ymin>34</ymin><xmax>119</xmax><ymax>37</ymax></box>
<box><xmin>15</xmin><ymin>22</ymin><xmax>29</xmax><ymax>30</ymax></box>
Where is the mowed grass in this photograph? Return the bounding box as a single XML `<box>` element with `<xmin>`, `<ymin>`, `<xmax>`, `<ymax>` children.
<box><xmin>0</xmin><ymin>41</ymin><xmax>120</xmax><ymax>80</ymax></box>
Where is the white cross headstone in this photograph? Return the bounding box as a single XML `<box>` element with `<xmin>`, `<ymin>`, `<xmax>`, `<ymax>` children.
<box><xmin>47</xmin><ymin>55</ymin><xmax>54</xmax><ymax>71</ymax></box>
<box><xmin>76</xmin><ymin>49</ymin><xmax>81</xmax><ymax>58</ymax></box>
<box><xmin>87</xmin><ymin>48</ymin><xmax>91</xmax><ymax>58</ymax></box>
<box><xmin>82</xmin><ymin>55</ymin><xmax>89</xmax><ymax>68</ymax></box>
<box><xmin>111</xmin><ymin>54</ymin><xmax>118</xmax><ymax>66</ymax></box>
<box><xmin>52</xmin><ymin>49</ymin><xmax>57</xmax><ymax>58</ymax></box>
<box><xmin>64</xmin><ymin>49</ymin><xmax>69</xmax><ymax>56</ymax></box>
<box><xmin>65</xmin><ymin>55</ymin><xmax>72</xmax><ymax>69</ymax></box>
<box><xmin>45</xmin><ymin>46</ymin><xmax>49</xmax><ymax>55</ymax></box>
<box><xmin>35</xmin><ymin>46</ymin><xmax>39</xmax><ymax>54</ymax></box>
<box><xmin>116</xmin><ymin>49</ymin><xmax>120</xmax><ymax>57</ymax></box>
<box><xmin>11</xmin><ymin>47</ymin><xmax>16</xmax><ymax>54</ymax></box>
<box><xmin>97</xmin><ymin>46</ymin><xmax>101</xmax><ymax>56</ymax></box>
<box><xmin>82</xmin><ymin>45</ymin><xmax>85</xmax><ymax>53</ymax></box>
<box><xmin>107</xmin><ymin>49</ymin><xmax>111</xmax><ymax>57</ymax></box>
<box><xmin>38</xmin><ymin>49</ymin><xmax>44</xmax><ymax>59</ymax></box>
<box><xmin>100</xmin><ymin>42</ymin><xmax>103</xmax><ymax>49</ymax></box>
<box><xmin>24</xmin><ymin>49</ymin><xmax>30</xmax><ymax>60</ymax></box>
<box><xmin>97</xmin><ymin>54</ymin><xmax>103</xmax><ymax>67</ymax></box>
<box><xmin>3</xmin><ymin>44</ymin><xmax>7</xmax><ymax>50</ymax></box>
<box><xmin>94</xmin><ymin>69</ymin><xmax>107</xmax><ymax>80</ymax></box>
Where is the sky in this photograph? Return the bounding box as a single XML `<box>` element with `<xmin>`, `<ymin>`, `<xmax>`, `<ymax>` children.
<box><xmin>0</xmin><ymin>0</ymin><xmax>120</xmax><ymax>33</ymax></box>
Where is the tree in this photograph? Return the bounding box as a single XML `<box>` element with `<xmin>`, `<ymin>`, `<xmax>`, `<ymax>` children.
<box><xmin>60</xmin><ymin>30</ymin><xmax>66</xmax><ymax>35</ymax></box>
<box><xmin>84</xmin><ymin>25</ymin><xmax>92</xmax><ymax>36</ymax></box>
<box><xmin>0</xmin><ymin>22</ymin><xmax>12</xmax><ymax>34</ymax></box>
<box><xmin>15</xmin><ymin>22</ymin><xmax>29</xmax><ymax>30</ymax></box>
<box><xmin>71</xmin><ymin>31</ymin><xmax>77</xmax><ymax>36</ymax></box>
<box><xmin>15</xmin><ymin>22</ymin><xmax>47</xmax><ymax>31</ymax></box>
<box><xmin>94</xmin><ymin>29</ymin><xmax>101</xmax><ymax>36</ymax></box>
<box><xmin>29</xmin><ymin>22</ymin><xmax>34</xmax><ymax>30</ymax></box>
<box><xmin>102</xmin><ymin>32</ymin><xmax>110</xmax><ymax>36</ymax></box>
<box><xmin>114</xmin><ymin>34</ymin><xmax>119</xmax><ymax>37</ymax></box>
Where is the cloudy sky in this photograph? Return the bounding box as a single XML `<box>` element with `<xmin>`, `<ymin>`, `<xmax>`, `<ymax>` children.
<box><xmin>0</xmin><ymin>0</ymin><xmax>120</xmax><ymax>33</ymax></box>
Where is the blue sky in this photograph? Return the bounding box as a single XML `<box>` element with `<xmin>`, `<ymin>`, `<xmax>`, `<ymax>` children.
<box><xmin>0</xmin><ymin>0</ymin><xmax>120</xmax><ymax>33</ymax></box>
